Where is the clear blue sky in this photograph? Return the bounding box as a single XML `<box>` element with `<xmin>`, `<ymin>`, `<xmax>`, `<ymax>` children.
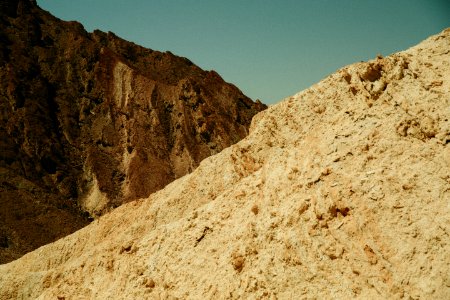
<box><xmin>37</xmin><ymin>0</ymin><xmax>449</xmax><ymax>104</ymax></box>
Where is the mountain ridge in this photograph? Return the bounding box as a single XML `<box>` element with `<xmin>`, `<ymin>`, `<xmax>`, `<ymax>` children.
<box><xmin>0</xmin><ymin>0</ymin><xmax>266</xmax><ymax>263</ymax></box>
<box><xmin>1</xmin><ymin>26</ymin><xmax>448</xmax><ymax>299</ymax></box>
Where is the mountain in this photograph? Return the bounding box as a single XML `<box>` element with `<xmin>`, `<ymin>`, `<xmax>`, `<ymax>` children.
<box><xmin>0</xmin><ymin>0</ymin><xmax>266</xmax><ymax>263</ymax></box>
<box><xmin>1</xmin><ymin>24</ymin><xmax>448</xmax><ymax>299</ymax></box>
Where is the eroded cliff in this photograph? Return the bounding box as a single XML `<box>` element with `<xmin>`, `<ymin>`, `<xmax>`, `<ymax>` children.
<box><xmin>0</xmin><ymin>0</ymin><xmax>266</xmax><ymax>263</ymax></box>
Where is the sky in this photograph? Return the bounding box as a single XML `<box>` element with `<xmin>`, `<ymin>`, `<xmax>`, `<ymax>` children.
<box><xmin>37</xmin><ymin>0</ymin><xmax>450</xmax><ymax>105</ymax></box>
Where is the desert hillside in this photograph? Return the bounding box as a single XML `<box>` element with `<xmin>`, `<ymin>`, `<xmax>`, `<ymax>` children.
<box><xmin>0</xmin><ymin>0</ymin><xmax>265</xmax><ymax>263</ymax></box>
<box><xmin>0</xmin><ymin>24</ymin><xmax>449</xmax><ymax>299</ymax></box>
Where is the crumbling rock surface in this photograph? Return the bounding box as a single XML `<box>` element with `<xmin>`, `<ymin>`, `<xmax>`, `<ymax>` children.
<box><xmin>0</xmin><ymin>0</ymin><xmax>266</xmax><ymax>263</ymax></box>
<box><xmin>1</xmin><ymin>27</ymin><xmax>448</xmax><ymax>299</ymax></box>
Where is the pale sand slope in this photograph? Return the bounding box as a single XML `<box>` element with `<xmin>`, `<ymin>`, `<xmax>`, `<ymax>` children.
<box><xmin>1</xmin><ymin>29</ymin><xmax>449</xmax><ymax>299</ymax></box>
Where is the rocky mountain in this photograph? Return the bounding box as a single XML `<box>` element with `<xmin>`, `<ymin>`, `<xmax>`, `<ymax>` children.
<box><xmin>1</xmin><ymin>25</ymin><xmax>448</xmax><ymax>299</ymax></box>
<box><xmin>0</xmin><ymin>0</ymin><xmax>266</xmax><ymax>263</ymax></box>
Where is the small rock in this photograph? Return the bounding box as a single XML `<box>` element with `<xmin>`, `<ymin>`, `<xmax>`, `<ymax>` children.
<box><xmin>232</xmin><ymin>256</ymin><xmax>245</xmax><ymax>272</ymax></box>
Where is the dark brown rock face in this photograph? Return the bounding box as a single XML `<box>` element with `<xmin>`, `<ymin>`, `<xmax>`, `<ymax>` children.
<box><xmin>0</xmin><ymin>0</ymin><xmax>266</xmax><ymax>263</ymax></box>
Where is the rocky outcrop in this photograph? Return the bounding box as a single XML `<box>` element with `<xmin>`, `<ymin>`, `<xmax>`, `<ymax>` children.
<box><xmin>1</xmin><ymin>27</ymin><xmax>448</xmax><ymax>299</ymax></box>
<box><xmin>0</xmin><ymin>0</ymin><xmax>266</xmax><ymax>263</ymax></box>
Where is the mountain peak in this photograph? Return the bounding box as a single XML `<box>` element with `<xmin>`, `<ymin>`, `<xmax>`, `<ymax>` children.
<box><xmin>0</xmin><ymin>0</ymin><xmax>36</xmax><ymax>17</ymax></box>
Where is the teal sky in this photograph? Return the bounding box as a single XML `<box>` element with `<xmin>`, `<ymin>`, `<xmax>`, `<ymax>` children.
<box><xmin>37</xmin><ymin>0</ymin><xmax>449</xmax><ymax>104</ymax></box>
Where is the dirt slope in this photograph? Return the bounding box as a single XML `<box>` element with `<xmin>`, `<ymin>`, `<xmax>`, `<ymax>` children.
<box><xmin>0</xmin><ymin>0</ymin><xmax>265</xmax><ymax>263</ymax></box>
<box><xmin>0</xmin><ymin>28</ymin><xmax>449</xmax><ymax>299</ymax></box>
